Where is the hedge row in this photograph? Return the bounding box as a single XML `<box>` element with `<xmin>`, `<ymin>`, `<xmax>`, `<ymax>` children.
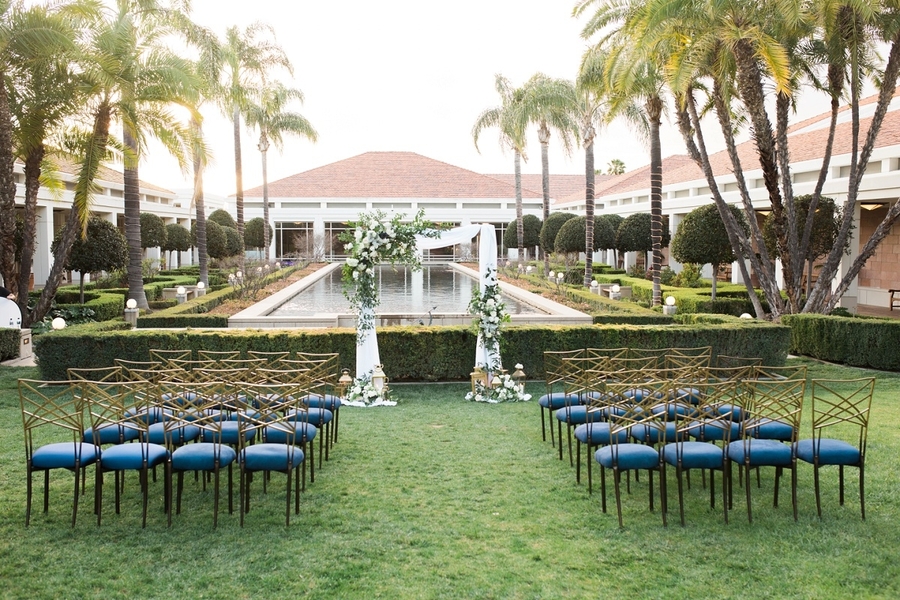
<box><xmin>0</xmin><ymin>328</ymin><xmax>18</xmax><ymax>360</ymax></box>
<box><xmin>136</xmin><ymin>265</ymin><xmax>304</xmax><ymax>328</ymax></box>
<box><xmin>33</xmin><ymin>318</ymin><xmax>790</xmax><ymax>381</ymax></box>
<box><xmin>782</xmin><ymin>314</ymin><xmax>900</xmax><ymax>371</ymax></box>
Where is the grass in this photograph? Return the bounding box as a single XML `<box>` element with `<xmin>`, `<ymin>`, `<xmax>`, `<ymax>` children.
<box><xmin>1</xmin><ymin>358</ymin><xmax>899</xmax><ymax>598</ymax></box>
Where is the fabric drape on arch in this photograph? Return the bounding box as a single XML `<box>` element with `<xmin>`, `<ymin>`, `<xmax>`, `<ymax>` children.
<box><xmin>355</xmin><ymin>223</ymin><xmax>499</xmax><ymax>377</ymax></box>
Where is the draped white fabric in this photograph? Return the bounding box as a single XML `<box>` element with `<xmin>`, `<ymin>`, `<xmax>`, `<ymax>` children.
<box><xmin>354</xmin><ymin>223</ymin><xmax>499</xmax><ymax>377</ymax></box>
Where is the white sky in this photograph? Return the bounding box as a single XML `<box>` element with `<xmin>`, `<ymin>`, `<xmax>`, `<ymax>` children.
<box><xmin>139</xmin><ymin>0</ymin><xmax>686</xmax><ymax>196</ymax></box>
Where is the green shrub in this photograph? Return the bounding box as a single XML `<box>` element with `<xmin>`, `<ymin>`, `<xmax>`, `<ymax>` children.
<box><xmin>783</xmin><ymin>313</ymin><xmax>900</xmax><ymax>371</ymax></box>
<box><xmin>33</xmin><ymin>320</ymin><xmax>790</xmax><ymax>381</ymax></box>
<box><xmin>0</xmin><ymin>328</ymin><xmax>18</xmax><ymax>360</ymax></box>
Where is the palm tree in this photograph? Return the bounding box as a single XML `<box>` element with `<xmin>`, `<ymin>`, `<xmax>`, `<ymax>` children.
<box><xmin>606</xmin><ymin>159</ymin><xmax>625</xmax><ymax>175</ymax></box>
<box><xmin>576</xmin><ymin>46</ymin><xmax>610</xmax><ymax>287</ymax></box>
<box><xmin>518</xmin><ymin>74</ymin><xmax>579</xmax><ymax>276</ymax></box>
<box><xmin>218</xmin><ymin>23</ymin><xmax>292</xmax><ymax>241</ymax></box>
<box><xmin>244</xmin><ymin>81</ymin><xmax>317</xmax><ymax>260</ymax></box>
<box><xmin>30</xmin><ymin>0</ymin><xmax>197</xmax><ymax>319</ymax></box>
<box><xmin>576</xmin><ymin>2</ymin><xmax>667</xmax><ymax>305</ymax></box>
<box><xmin>473</xmin><ymin>74</ymin><xmax>529</xmax><ymax>266</ymax></box>
<box><xmin>3</xmin><ymin>2</ymin><xmax>83</xmax><ymax>315</ymax></box>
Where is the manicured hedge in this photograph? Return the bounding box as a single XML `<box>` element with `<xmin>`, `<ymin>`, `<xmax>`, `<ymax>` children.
<box><xmin>783</xmin><ymin>314</ymin><xmax>900</xmax><ymax>371</ymax></box>
<box><xmin>34</xmin><ymin>318</ymin><xmax>790</xmax><ymax>381</ymax></box>
<box><xmin>0</xmin><ymin>328</ymin><xmax>18</xmax><ymax>360</ymax></box>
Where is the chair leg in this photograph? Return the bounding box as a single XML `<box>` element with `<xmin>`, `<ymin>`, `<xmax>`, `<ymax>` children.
<box><xmin>860</xmin><ymin>464</ymin><xmax>866</xmax><ymax>520</ymax></box>
<box><xmin>600</xmin><ymin>465</ymin><xmax>607</xmax><ymax>513</ymax></box>
<box><xmin>744</xmin><ymin>463</ymin><xmax>753</xmax><ymax>523</ymax></box>
<box><xmin>722</xmin><ymin>466</ymin><xmax>730</xmax><ymax>525</ymax></box>
<box><xmin>25</xmin><ymin>468</ymin><xmax>33</xmax><ymax>527</ymax></box>
<box><xmin>567</xmin><ymin>425</ymin><xmax>574</xmax><ymax>467</ymax></box>
<box><xmin>71</xmin><ymin>466</ymin><xmax>81</xmax><ymax>528</ymax></box>
<box><xmin>213</xmin><ymin>465</ymin><xmax>221</xmax><ymax>529</ymax></box>
<box><xmin>557</xmin><ymin>420</ymin><xmax>563</xmax><ymax>460</ymax></box>
<box><xmin>576</xmin><ymin>441</ymin><xmax>582</xmax><ymax>484</ymax></box>
<box><xmin>773</xmin><ymin>466</ymin><xmax>782</xmax><ymax>508</ymax></box>
<box><xmin>95</xmin><ymin>470</ymin><xmax>103</xmax><ymax>526</ymax></box>
<box><xmin>43</xmin><ymin>470</ymin><xmax>50</xmax><ymax>513</ymax></box>
<box><xmin>295</xmin><ymin>465</ymin><xmax>301</xmax><ymax>514</ymax></box>
<box><xmin>613</xmin><ymin>468</ymin><xmax>624</xmax><ymax>528</ymax></box>
<box><xmin>140</xmin><ymin>468</ymin><xmax>149</xmax><ymax>528</ymax></box>
<box><xmin>839</xmin><ymin>465</ymin><xmax>845</xmax><ymax>506</ymax></box>
<box><xmin>813</xmin><ymin>464</ymin><xmax>822</xmax><ymax>519</ymax></box>
<box><xmin>176</xmin><ymin>471</ymin><xmax>185</xmax><ymax>515</ymax></box>
<box><xmin>676</xmin><ymin>465</ymin><xmax>686</xmax><ymax>527</ymax></box>
<box><xmin>587</xmin><ymin>448</ymin><xmax>593</xmax><ymax>495</ymax></box>
<box><xmin>285</xmin><ymin>469</ymin><xmax>292</xmax><ymax>526</ymax></box>
<box><xmin>791</xmin><ymin>464</ymin><xmax>798</xmax><ymax>521</ymax></box>
<box><xmin>540</xmin><ymin>406</ymin><xmax>546</xmax><ymax>442</ymax></box>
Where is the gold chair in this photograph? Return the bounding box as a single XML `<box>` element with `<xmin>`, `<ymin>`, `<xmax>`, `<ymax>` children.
<box><xmin>19</xmin><ymin>380</ymin><xmax>100</xmax><ymax>526</ymax></box>
<box><xmin>197</xmin><ymin>350</ymin><xmax>241</xmax><ymax>362</ymax></box>
<box><xmin>247</xmin><ymin>350</ymin><xmax>292</xmax><ymax>367</ymax></box>
<box><xmin>728</xmin><ymin>376</ymin><xmax>806</xmax><ymax>522</ymax></box>
<box><xmin>539</xmin><ymin>349</ymin><xmax>585</xmax><ymax>445</ymax></box>
<box><xmin>67</xmin><ymin>366</ymin><xmax>124</xmax><ymax>382</ymax></box>
<box><xmin>715</xmin><ymin>354</ymin><xmax>763</xmax><ymax>369</ymax></box>
<box><xmin>797</xmin><ymin>377</ymin><xmax>875</xmax><ymax>519</ymax></box>
<box><xmin>149</xmin><ymin>349</ymin><xmax>192</xmax><ymax>364</ymax></box>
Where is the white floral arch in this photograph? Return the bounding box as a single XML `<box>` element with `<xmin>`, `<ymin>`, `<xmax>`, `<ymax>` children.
<box><xmin>346</xmin><ymin>215</ymin><xmax>499</xmax><ymax>378</ymax></box>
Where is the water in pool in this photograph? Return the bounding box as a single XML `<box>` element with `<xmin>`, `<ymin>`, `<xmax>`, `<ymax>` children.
<box><xmin>269</xmin><ymin>264</ymin><xmax>541</xmax><ymax>317</ymax></box>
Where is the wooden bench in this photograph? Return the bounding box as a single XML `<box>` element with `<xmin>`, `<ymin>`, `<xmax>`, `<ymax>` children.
<box><xmin>891</xmin><ymin>289</ymin><xmax>900</xmax><ymax>311</ymax></box>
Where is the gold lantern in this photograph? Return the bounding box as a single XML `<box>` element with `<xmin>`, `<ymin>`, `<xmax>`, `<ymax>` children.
<box><xmin>338</xmin><ymin>368</ymin><xmax>353</xmax><ymax>398</ymax></box>
<box><xmin>470</xmin><ymin>366</ymin><xmax>488</xmax><ymax>394</ymax></box>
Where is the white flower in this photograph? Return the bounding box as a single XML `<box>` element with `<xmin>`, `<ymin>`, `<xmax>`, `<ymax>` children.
<box><xmin>347</xmin><ymin>258</ymin><xmax>359</xmax><ymax>268</ymax></box>
<box><xmin>515</xmin><ymin>363</ymin><xmax>523</xmax><ymax>370</ymax></box>
<box><xmin>352</xmin><ymin>271</ymin><xmax>359</xmax><ymax>280</ymax></box>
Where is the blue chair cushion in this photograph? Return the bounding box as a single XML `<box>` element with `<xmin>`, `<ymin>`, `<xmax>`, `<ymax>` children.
<box><xmin>125</xmin><ymin>406</ymin><xmax>171</xmax><ymax>424</ymax></box>
<box><xmin>143</xmin><ymin>422</ymin><xmax>200</xmax><ymax>445</ymax></box>
<box><xmin>554</xmin><ymin>406</ymin><xmax>604</xmax><ymax>425</ymax></box>
<box><xmin>686</xmin><ymin>419</ymin><xmax>741</xmax><ymax>442</ymax></box>
<box><xmin>31</xmin><ymin>442</ymin><xmax>100</xmax><ymax>469</ymax></box>
<box><xmin>302</xmin><ymin>394</ymin><xmax>342</xmax><ymax>411</ymax></box>
<box><xmin>240</xmin><ymin>444</ymin><xmax>304</xmax><ymax>472</ymax></box>
<box><xmin>287</xmin><ymin>408</ymin><xmax>333</xmax><ymax>426</ymax></box>
<box><xmin>84</xmin><ymin>423</ymin><xmax>141</xmax><ymax>445</ymax></box>
<box><xmin>200</xmin><ymin>421</ymin><xmax>255</xmax><ymax>444</ymax></box>
<box><xmin>538</xmin><ymin>392</ymin><xmax>582</xmax><ymax>409</ymax></box>
<box><xmin>717</xmin><ymin>404</ymin><xmax>746</xmax><ymax>421</ymax></box>
<box><xmin>727</xmin><ymin>439</ymin><xmax>793</xmax><ymax>467</ymax></box>
<box><xmin>171</xmin><ymin>443</ymin><xmax>236</xmax><ymax>471</ymax></box>
<box><xmin>264</xmin><ymin>422</ymin><xmax>318</xmax><ymax>444</ymax></box>
<box><xmin>100</xmin><ymin>443</ymin><xmax>169</xmax><ymax>470</ymax></box>
<box><xmin>651</xmin><ymin>402</ymin><xmax>696</xmax><ymax>420</ymax></box>
<box><xmin>662</xmin><ymin>441</ymin><xmax>725</xmax><ymax>469</ymax></box>
<box><xmin>745</xmin><ymin>418</ymin><xmax>794</xmax><ymax>441</ymax></box>
<box><xmin>631</xmin><ymin>421</ymin><xmax>677</xmax><ymax>443</ymax></box>
<box><xmin>796</xmin><ymin>439</ymin><xmax>860</xmax><ymax>466</ymax></box>
<box><xmin>595</xmin><ymin>444</ymin><xmax>661</xmax><ymax>470</ymax></box>
<box><xmin>574</xmin><ymin>423</ymin><xmax>629</xmax><ymax>446</ymax></box>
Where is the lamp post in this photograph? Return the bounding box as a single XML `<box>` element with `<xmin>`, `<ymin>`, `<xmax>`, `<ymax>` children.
<box><xmin>124</xmin><ymin>298</ymin><xmax>138</xmax><ymax>328</ymax></box>
<box><xmin>548</xmin><ymin>270</ymin><xmax>556</xmax><ymax>282</ymax></box>
<box><xmin>610</xmin><ymin>284</ymin><xmax>621</xmax><ymax>300</ymax></box>
<box><xmin>196</xmin><ymin>281</ymin><xmax>206</xmax><ymax>296</ymax></box>
<box><xmin>175</xmin><ymin>285</ymin><xmax>187</xmax><ymax>304</ymax></box>
<box><xmin>663</xmin><ymin>295</ymin><xmax>677</xmax><ymax>315</ymax></box>
<box><xmin>590</xmin><ymin>280</ymin><xmax>599</xmax><ymax>294</ymax></box>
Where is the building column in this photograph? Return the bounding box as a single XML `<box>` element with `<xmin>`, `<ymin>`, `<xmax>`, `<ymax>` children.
<box><xmin>33</xmin><ymin>206</ymin><xmax>54</xmax><ymax>287</ymax></box>
<box><xmin>836</xmin><ymin>199</ymin><xmax>862</xmax><ymax>312</ymax></box>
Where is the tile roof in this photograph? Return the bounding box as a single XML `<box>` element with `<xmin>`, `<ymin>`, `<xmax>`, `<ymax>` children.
<box><xmin>37</xmin><ymin>154</ymin><xmax>175</xmax><ymax>194</ymax></box>
<box><xmin>242</xmin><ymin>151</ymin><xmax>543</xmax><ymax>199</ymax></box>
<box><xmin>483</xmin><ymin>173</ymin><xmax>589</xmax><ymax>200</ymax></box>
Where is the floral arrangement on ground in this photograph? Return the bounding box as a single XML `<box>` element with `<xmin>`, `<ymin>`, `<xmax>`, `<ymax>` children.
<box><xmin>465</xmin><ymin>363</ymin><xmax>531</xmax><ymax>403</ymax></box>
<box><xmin>345</xmin><ymin>372</ymin><xmax>396</xmax><ymax>407</ymax></box>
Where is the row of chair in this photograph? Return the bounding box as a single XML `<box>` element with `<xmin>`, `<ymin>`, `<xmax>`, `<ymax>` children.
<box><xmin>19</xmin><ymin>351</ymin><xmax>348</xmax><ymax>528</ymax></box>
<box><xmin>538</xmin><ymin>348</ymin><xmax>874</xmax><ymax>526</ymax></box>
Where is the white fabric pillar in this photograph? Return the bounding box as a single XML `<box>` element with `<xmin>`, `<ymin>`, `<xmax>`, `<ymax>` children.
<box><xmin>355</xmin><ymin>305</ymin><xmax>381</xmax><ymax>378</ymax></box>
<box><xmin>476</xmin><ymin>223</ymin><xmax>500</xmax><ymax>372</ymax></box>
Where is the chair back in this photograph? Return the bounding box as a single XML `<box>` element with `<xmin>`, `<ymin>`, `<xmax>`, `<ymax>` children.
<box><xmin>677</xmin><ymin>379</ymin><xmax>746</xmax><ymax>444</ymax></box>
<box><xmin>149</xmin><ymin>349</ymin><xmax>192</xmax><ymax>364</ymax></box>
<box><xmin>605</xmin><ymin>377</ymin><xmax>672</xmax><ymax>444</ymax></box>
<box><xmin>19</xmin><ymin>380</ymin><xmax>86</xmax><ymax>459</ymax></box>
<box><xmin>81</xmin><ymin>379</ymin><xmax>155</xmax><ymax>446</ymax></box>
<box><xmin>754</xmin><ymin>364</ymin><xmax>808</xmax><ymax>382</ymax></box>
<box><xmin>809</xmin><ymin>377</ymin><xmax>875</xmax><ymax>455</ymax></box>
<box><xmin>715</xmin><ymin>354</ymin><xmax>763</xmax><ymax>369</ymax></box>
<box><xmin>741</xmin><ymin>377</ymin><xmax>806</xmax><ymax>443</ymax></box>
<box><xmin>198</xmin><ymin>350</ymin><xmax>241</xmax><ymax>362</ymax></box>
<box><xmin>67</xmin><ymin>366</ymin><xmax>124</xmax><ymax>382</ymax></box>
<box><xmin>248</xmin><ymin>350</ymin><xmax>291</xmax><ymax>367</ymax></box>
<box><xmin>543</xmin><ymin>349</ymin><xmax>585</xmax><ymax>391</ymax></box>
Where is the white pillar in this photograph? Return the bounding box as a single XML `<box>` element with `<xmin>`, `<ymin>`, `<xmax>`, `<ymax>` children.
<box><xmin>34</xmin><ymin>206</ymin><xmax>54</xmax><ymax>286</ymax></box>
<box><xmin>836</xmin><ymin>198</ymin><xmax>862</xmax><ymax>312</ymax></box>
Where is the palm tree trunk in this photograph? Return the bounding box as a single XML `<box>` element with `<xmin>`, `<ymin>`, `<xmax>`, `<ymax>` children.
<box><xmin>584</xmin><ymin>125</ymin><xmax>595</xmax><ymax>287</ymax></box>
<box><xmin>648</xmin><ymin>100</ymin><xmax>663</xmax><ymax>307</ymax></box>
<box><xmin>260</xmin><ymin>133</ymin><xmax>271</xmax><ymax>261</ymax></box>
<box><xmin>514</xmin><ymin>150</ymin><xmax>523</xmax><ymax>266</ymax></box>
<box><xmin>539</xmin><ymin>125</ymin><xmax>551</xmax><ymax>276</ymax></box>
<box><xmin>16</xmin><ymin>145</ymin><xmax>44</xmax><ymax>316</ymax></box>
<box><xmin>233</xmin><ymin>105</ymin><xmax>245</xmax><ymax>240</ymax></box>
<box><xmin>123</xmin><ymin>126</ymin><xmax>148</xmax><ymax>309</ymax></box>
<box><xmin>0</xmin><ymin>67</ymin><xmax>18</xmax><ymax>292</ymax></box>
<box><xmin>191</xmin><ymin>117</ymin><xmax>208</xmax><ymax>286</ymax></box>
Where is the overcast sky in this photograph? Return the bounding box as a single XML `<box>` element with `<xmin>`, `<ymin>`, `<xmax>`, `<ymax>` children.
<box><xmin>139</xmin><ymin>0</ymin><xmax>690</xmax><ymax>196</ymax></box>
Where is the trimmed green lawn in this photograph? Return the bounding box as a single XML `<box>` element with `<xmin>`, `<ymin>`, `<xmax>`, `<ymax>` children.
<box><xmin>0</xmin><ymin>358</ymin><xmax>898</xmax><ymax>599</ymax></box>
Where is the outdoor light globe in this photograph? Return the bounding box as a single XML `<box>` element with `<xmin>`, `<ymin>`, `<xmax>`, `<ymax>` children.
<box><xmin>590</xmin><ymin>280</ymin><xmax>598</xmax><ymax>288</ymax></box>
<box><xmin>275</xmin><ymin>262</ymin><xmax>281</xmax><ymax>269</ymax></box>
<box><xmin>236</xmin><ymin>271</ymin><xmax>242</xmax><ymax>279</ymax></box>
<box><xmin>51</xmin><ymin>317</ymin><xmax>66</xmax><ymax>330</ymax></box>
<box><xmin>557</xmin><ymin>272</ymin><xmax>564</xmax><ymax>282</ymax></box>
<box><xmin>665</xmin><ymin>296</ymin><xmax>676</xmax><ymax>306</ymax></box>
<box><xmin>126</xmin><ymin>299</ymin><xmax>137</xmax><ymax>309</ymax></box>
<box><xmin>549</xmin><ymin>271</ymin><xmax>555</xmax><ymax>279</ymax></box>
<box><xmin>611</xmin><ymin>284</ymin><xmax>621</xmax><ymax>293</ymax></box>
<box><xmin>176</xmin><ymin>286</ymin><xmax>186</xmax><ymax>295</ymax></box>
<box><xmin>196</xmin><ymin>281</ymin><xmax>205</xmax><ymax>290</ymax></box>
<box><xmin>740</xmin><ymin>313</ymin><xmax>754</xmax><ymax>319</ymax></box>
